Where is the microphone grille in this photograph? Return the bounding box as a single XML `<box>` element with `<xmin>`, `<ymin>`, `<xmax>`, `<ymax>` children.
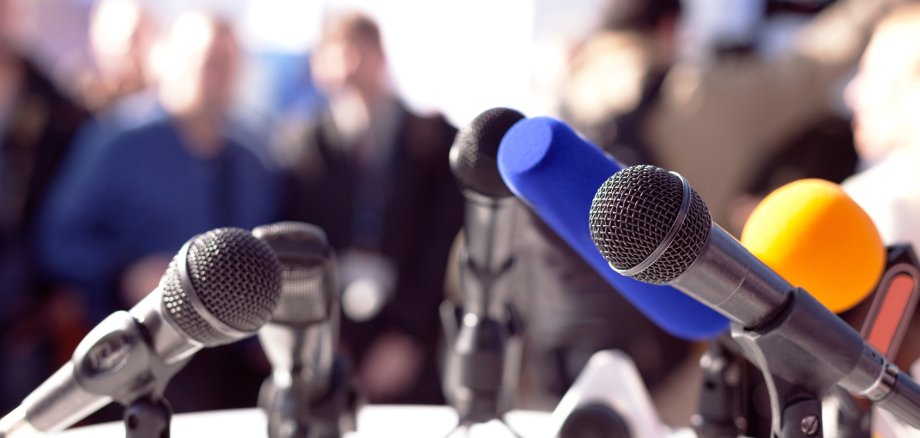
<box><xmin>252</xmin><ymin>222</ymin><xmax>335</xmax><ymax>325</ymax></box>
<box><xmin>161</xmin><ymin>228</ymin><xmax>282</xmax><ymax>345</ymax></box>
<box><xmin>589</xmin><ymin>165</ymin><xmax>710</xmax><ymax>283</ymax></box>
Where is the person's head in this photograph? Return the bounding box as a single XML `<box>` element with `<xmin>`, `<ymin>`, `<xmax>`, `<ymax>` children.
<box><xmin>602</xmin><ymin>0</ymin><xmax>681</xmax><ymax>61</ymax></box>
<box><xmin>603</xmin><ymin>0</ymin><xmax>681</xmax><ymax>33</ymax></box>
<box><xmin>563</xmin><ymin>0</ymin><xmax>681</xmax><ymax>128</ymax></box>
<box><xmin>0</xmin><ymin>0</ymin><xmax>24</xmax><ymax>110</ymax></box>
<box><xmin>0</xmin><ymin>0</ymin><xmax>27</xmax><ymax>46</ymax></box>
<box><xmin>89</xmin><ymin>0</ymin><xmax>159</xmax><ymax>94</ymax></box>
<box><xmin>0</xmin><ymin>40</ymin><xmax>21</xmax><ymax>110</ymax></box>
<box><xmin>311</xmin><ymin>11</ymin><xmax>387</xmax><ymax>99</ymax></box>
<box><xmin>159</xmin><ymin>11</ymin><xmax>241</xmax><ymax>119</ymax></box>
<box><xmin>847</xmin><ymin>4</ymin><xmax>920</xmax><ymax>164</ymax></box>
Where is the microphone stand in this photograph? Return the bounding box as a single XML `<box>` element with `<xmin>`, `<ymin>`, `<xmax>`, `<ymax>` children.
<box><xmin>124</xmin><ymin>395</ymin><xmax>172</xmax><ymax>438</ymax></box>
<box><xmin>70</xmin><ymin>311</ymin><xmax>191</xmax><ymax>438</ymax></box>
<box><xmin>260</xmin><ymin>356</ymin><xmax>358</xmax><ymax>438</ymax></box>
<box><xmin>827</xmin><ymin>387</ymin><xmax>872</xmax><ymax>438</ymax></box>
<box><xmin>440</xmin><ymin>194</ymin><xmax>524</xmax><ymax>438</ymax></box>
<box><xmin>730</xmin><ymin>289</ymin><xmax>865</xmax><ymax>438</ymax></box>
<box><xmin>695</xmin><ymin>333</ymin><xmax>794</xmax><ymax>438</ymax></box>
<box><xmin>440</xmin><ymin>295</ymin><xmax>524</xmax><ymax>437</ymax></box>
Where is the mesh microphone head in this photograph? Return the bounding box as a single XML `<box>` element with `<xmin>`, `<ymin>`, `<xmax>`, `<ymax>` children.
<box><xmin>252</xmin><ymin>222</ymin><xmax>336</xmax><ymax>325</ymax></box>
<box><xmin>160</xmin><ymin>228</ymin><xmax>283</xmax><ymax>346</ymax></box>
<box><xmin>450</xmin><ymin>107</ymin><xmax>525</xmax><ymax>198</ymax></box>
<box><xmin>589</xmin><ymin>165</ymin><xmax>711</xmax><ymax>284</ymax></box>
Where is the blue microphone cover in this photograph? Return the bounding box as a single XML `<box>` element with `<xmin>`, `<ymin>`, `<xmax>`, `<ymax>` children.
<box><xmin>497</xmin><ymin>117</ymin><xmax>728</xmax><ymax>340</ymax></box>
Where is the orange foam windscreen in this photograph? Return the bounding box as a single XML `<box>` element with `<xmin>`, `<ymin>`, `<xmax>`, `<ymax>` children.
<box><xmin>741</xmin><ymin>179</ymin><xmax>885</xmax><ymax>313</ymax></box>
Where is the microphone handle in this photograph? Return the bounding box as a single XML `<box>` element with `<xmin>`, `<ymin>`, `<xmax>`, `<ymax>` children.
<box><xmin>8</xmin><ymin>311</ymin><xmax>152</xmax><ymax>434</ymax></box>
<box><xmin>1</xmin><ymin>296</ymin><xmax>197</xmax><ymax>436</ymax></box>
<box><xmin>731</xmin><ymin>288</ymin><xmax>920</xmax><ymax>430</ymax></box>
<box><xmin>0</xmin><ymin>363</ymin><xmax>108</xmax><ymax>435</ymax></box>
<box><xmin>461</xmin><ymin>193</ymin><xmax>516</xmax><ymax>318</ymax></box>
<box><xmin>875</xmin><ymin>370</ymin><xmax>920</xmax><ymax>428</ymax></box>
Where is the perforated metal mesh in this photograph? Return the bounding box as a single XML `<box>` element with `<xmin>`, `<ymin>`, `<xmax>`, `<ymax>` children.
<box><xmin>252</xmin><ymin>222</ymin><xmax>335</xmax><ymax>325</ymax></box>
<box><xmin>589</xmin><ymin>165</ymin><xmax>711</xmax><ymax>284</ymax></box>
<box><xmin>161</xmin><ymin>228</ymin><xmax>282</xmax><ymax>345</ymax></box>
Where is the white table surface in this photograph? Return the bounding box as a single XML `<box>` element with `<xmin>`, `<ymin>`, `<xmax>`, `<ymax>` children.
<box><xmin>56</xmin><ymin>405</ymin><xmax>699</xmax><ymax>437</ymax></box>
<box><xmin>56</xmin><ymin>406</ymin><xmax>552</xmax><ymax>438</ymax></box>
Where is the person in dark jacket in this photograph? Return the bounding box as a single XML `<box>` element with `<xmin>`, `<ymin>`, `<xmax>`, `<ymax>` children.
<box><xmin>278</xmin><ymin>12</ymin><xmax>463</xmax><ymax>404</ymax></box>
<box><xmin>0</xmin><ymin>38</ymin><xmax>87</xmax><ymax>413</ymax></box>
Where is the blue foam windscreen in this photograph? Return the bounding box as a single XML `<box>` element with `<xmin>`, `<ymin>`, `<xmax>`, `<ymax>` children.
<box><xmin>497</xmin><ymin>117</ymin><xmax>728</xmax><ymax>340</ymax></box>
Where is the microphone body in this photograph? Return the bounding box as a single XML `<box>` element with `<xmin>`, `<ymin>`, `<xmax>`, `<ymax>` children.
<box><xmin>589</xmin><ymin>165</ymin><xmax>920</xmax><ymax>428</ymax></box>
<box><xmin>0</xmin><ymin>298</ymin><xmax>192</xmax><ymax>436</ymax></box>
<box><xmin>253</xmin><ymin>222</ymin><xmax>350</xmax><ymax>438</ymax></box>
<box><xmin>459</xmin><ymin>193</ymin><xmax>517</xmax><ymax>318</ymax></box>
<box><xmin>0</xmin><ymin>228</ymin><xmax>283</xmax><ymax>436</ymax></box>
<box><xmin>670</xmin><ymin>220</ymin><xmax>790</xmax><ymax>328</ymax></box>
<box><xmin>443</xmin><ymin>108</ymin><xmax>524</xmax><ymax>423</ymax></box>
<box><xmin>446</xmin><ymin>196</ymin><xmax>520</xmax><ymax>421</ymax></box>
<box><xmin>259</xmin><ymin>324</ymin><xmax>336</xmax><ymax>402</ymax></box>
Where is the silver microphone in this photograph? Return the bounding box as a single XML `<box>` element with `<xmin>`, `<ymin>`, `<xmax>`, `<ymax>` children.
<box><xmin>253</xmin><ymin>222</ymin><xmax>343</xmax><ymax>438</ymax></box>
<box><xmin>588</xmin><ymin>165</ymin><xmax>920</xmax><ymax>430</ymax></box>
<box><xmin>0</xmin><ymin>228</ymin><xmax>282</xmax><ymax>436</ymax></box>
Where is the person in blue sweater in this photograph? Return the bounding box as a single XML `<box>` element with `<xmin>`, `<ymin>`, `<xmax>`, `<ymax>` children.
<box><xmin>35</xmin><ymin>11</ymin><xmax>279</xmax><ymax>416</ymax></box>
<box><xmin>36</xmin><ymin>11</ymin><xmax>278</xmax><ymax>323</ymax></box>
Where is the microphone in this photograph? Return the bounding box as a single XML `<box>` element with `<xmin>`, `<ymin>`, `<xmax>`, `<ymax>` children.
<box><xmin>0</xmin><ymin>228</ymin><xmax>282</xmax><ymax>436</ymax></box>
<box><xmin>443</xmin><ymin>107</ymin><xmax>525</xmax><ymax>424</ymax></box>
<box><xmin>253</xmin><ymin>222</ymin><xmax>348</xmax><ymax>438</ymax></box>
<box><xmin>588</xmin><ymin>165</ymin><xmax>920</xmax><ymax>429</ymax></box>
<box><xmin>740</xmin><ymin>178</ymin><xmax>885</xmax><ymax>313</ymax></box>
<box><xmin>496</xmin><ymin>117</ymin><xmax>727</xmax><ymax>340</ymax></box>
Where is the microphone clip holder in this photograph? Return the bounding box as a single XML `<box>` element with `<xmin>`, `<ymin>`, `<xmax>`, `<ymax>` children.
<box><xmin>72</xmin><ymin>311</ymin><xmax>189</xmax><ymax>438</ymax></box>
<box><xmin>730</xmin><ymin>289</ymin><xmax>861</xmax><ymax>438</ymax></box>
<box><xmin>731</xmin><ymin>336</ymin><xmax>825</xmax><ymax>438</ymax></box>
<box><xmin>692</xmin><ymin>336</ymin><xmax>748</xmax><ymax>437</ymax></box>
<box><xmin>124</xmin><ymin>395</ymin><xmax>172</xmax><ymax>438</ymax></box>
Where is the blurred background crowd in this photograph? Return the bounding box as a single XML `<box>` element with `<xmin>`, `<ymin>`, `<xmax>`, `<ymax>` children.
<box><xmin>1</xmin><ymin>0</ymin><xmax>919</xmax><ymax>428</ymax></box>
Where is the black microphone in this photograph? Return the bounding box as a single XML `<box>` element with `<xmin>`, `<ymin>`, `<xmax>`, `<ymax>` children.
<box><xmin>443</xmin><ymin>107</ymin><xmax>524</xmax><ymax>423</ymax></box>
<box><xmin>588</xmin><ymin>165</ymin><xmax>920</xmax><ymax>430</ymax></box>
<box><xmin>253</xmin><ymin>222</ymin><xmax>349</xmax><ymax>438</ymax></box>
<box><xmin>0</xmin><ymin>228</ymin><xmax>282</xmax><ymax>436</ymax></box>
